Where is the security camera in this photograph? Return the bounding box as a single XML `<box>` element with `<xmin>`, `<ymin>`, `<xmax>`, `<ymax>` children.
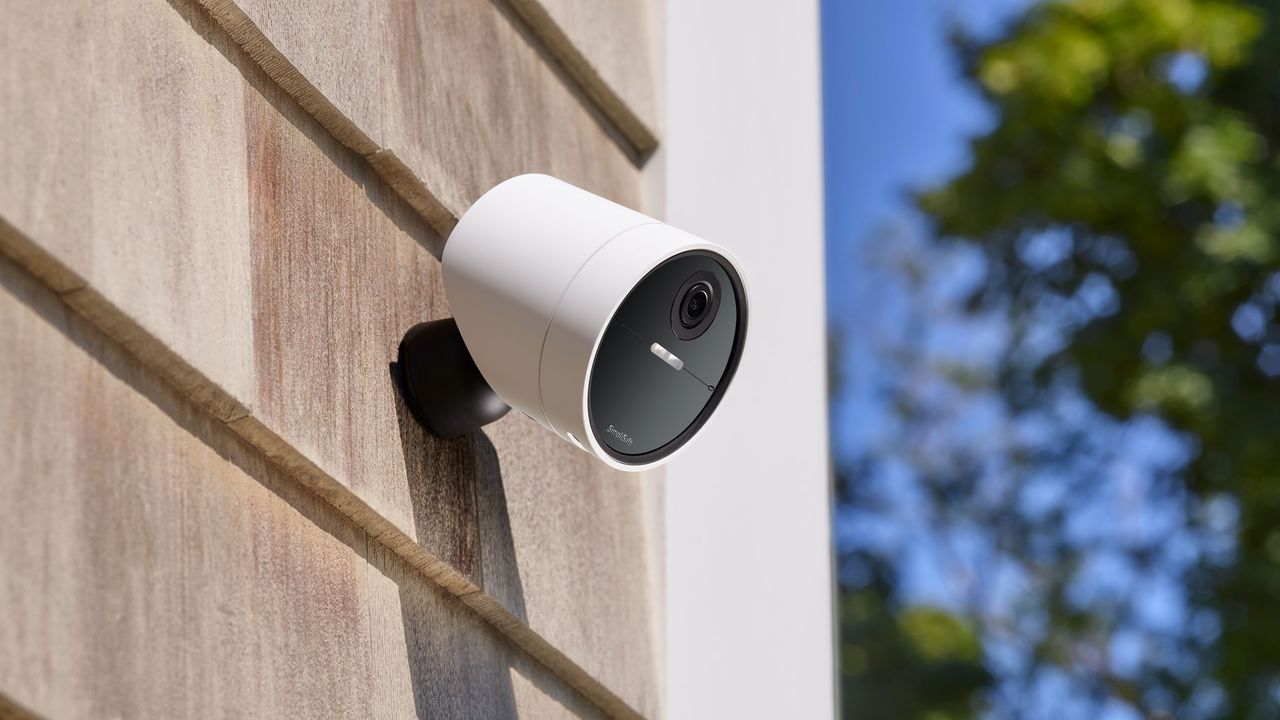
<box><xmin>397</xmin><ymin>174</ymin><xmax>748</xmax><ymax>471</ymax></box>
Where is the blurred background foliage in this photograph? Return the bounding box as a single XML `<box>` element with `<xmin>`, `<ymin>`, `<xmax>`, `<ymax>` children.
<box><xmin>835</xmin><ymin>1</ymin><xmax>1280</xmax><ymax>718</ymax></box>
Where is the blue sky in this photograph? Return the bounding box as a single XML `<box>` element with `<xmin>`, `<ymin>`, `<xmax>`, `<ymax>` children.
<box><xmin>821</xmin><ymin>0</ymin><xmax>1036</xmax><ymax>467</ymax></box>
<box><xmin>822</xmin><ymin>0</ymin><xmax>1032</xmax><ymax>319</ymax></box>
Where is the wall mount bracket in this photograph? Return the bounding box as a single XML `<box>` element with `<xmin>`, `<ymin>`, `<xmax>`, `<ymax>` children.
<box><xmin>396</xmin><ymin>319</ymin><xmax>510</xmax><ymax>438</ymax></box>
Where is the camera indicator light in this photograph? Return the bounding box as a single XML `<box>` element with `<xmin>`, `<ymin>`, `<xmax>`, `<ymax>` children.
<box><xmin>650</xmin><ymin>342</ymin><xmax>684</xmax><ymax>371</ymax></box>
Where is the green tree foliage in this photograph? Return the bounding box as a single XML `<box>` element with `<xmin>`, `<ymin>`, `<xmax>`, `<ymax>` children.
<box><xmin>839</xmin><ymin>1</ymin><xmax>1280</xmax><ymax>717</ymax></box>
<box><xmin>841</xmin><ymin>571</ymin><xmax>990</xmax><ymax>720</ymax></box>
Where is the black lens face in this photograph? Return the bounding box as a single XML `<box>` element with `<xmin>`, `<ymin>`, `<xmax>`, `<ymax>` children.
<box><xmin>587</xmin><ymin>252</ymin><xmax>747</xmax><ymax>464</ymax></box>
<box><xmin>680</xmin><ymin>284</ymin><xmax>712</xmax><ymax>327</ymax></box>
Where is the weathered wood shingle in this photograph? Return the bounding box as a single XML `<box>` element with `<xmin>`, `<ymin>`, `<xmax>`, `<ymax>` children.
<box><xmin>0</xmin><ymin>255</ymin><xmax>602</xmax><ymax>719</ymax></box>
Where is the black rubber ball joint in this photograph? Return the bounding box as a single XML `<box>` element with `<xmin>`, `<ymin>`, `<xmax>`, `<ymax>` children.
<box><xmin>396</xmin><ymin>318</ymin><xmax>510</xmax><ymax>438</ymax></box>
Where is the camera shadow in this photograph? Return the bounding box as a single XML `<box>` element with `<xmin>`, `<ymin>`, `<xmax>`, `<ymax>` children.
<box><xmin>389</xmin><ymin>360</ymin><xmax>569</xmax><ymax>718</ymax></box>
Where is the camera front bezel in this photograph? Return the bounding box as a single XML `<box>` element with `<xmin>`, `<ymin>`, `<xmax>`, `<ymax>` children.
<box><xmin>588</xmin><ymin>250</ymin><xmax>748</xmax><ymax>466</ymax></box>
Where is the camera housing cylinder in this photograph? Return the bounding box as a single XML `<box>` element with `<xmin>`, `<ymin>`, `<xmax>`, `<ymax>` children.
<box><xmin>436</xmin><ymin>174</ymin><xmax>749</xmax><ymax>471</ymax></box>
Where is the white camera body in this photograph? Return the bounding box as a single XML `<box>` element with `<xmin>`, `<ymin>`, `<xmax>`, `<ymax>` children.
<box><xmin>400</xmin><ymin>174</ymin><xmax>748</xmax><ymax>472</ymax></box>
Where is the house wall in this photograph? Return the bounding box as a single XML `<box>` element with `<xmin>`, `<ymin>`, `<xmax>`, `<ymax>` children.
<box><xmin>0</xmin><ymin>0</ymin><xmax>665</xmax><ymax>717</ymax></box>
<box><xmin>663</xmin><ymin>1</ymin><xmax>836</xmax><ymax>718</ymax></box>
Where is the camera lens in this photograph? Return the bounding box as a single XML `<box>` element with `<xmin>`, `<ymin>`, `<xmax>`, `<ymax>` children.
<box><xmin>680</xmin><ymin>283</ymin><xmax>712</xmax><ymax>328</ymax></box>
<box><xmin>670</xmin><ymin>270</ymin><xmax>722</xmax><ymax>341</ymax></box>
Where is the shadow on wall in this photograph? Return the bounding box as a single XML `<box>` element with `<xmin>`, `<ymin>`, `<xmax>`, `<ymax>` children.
<box><xmin>389</xmin><ymin>359</ymin><xmax>559</xmax><ymax>717</ymax></box>
<box><xmin>389</xmin><ymin>361</ymin><xmax>528</xmax><ymax>620</ymax></box>
<box><xmin>0</xmin><ymin>688</ymin><xmax>40</xmax><ymax>720</ymax></box>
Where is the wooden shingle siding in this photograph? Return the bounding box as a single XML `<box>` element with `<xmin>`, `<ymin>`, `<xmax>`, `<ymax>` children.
<box><xmin>193</xmin><ymin>0</ymin><xmax>645</xmax><ymax>234</ymax></box>
<box><xmin>0</xmin><ymin>256</ymin><xmax>602</xmax><ymax>720</ymax></box>
<box><xmin>0</xmin><ymin>0</ymin><xmax>257</xmax><ymax>420</ymax></box>
<box><xmin>0</xmin><ymin>0</ymin><xmax>664</xmax><ymax>717</ymax></box>
<box><xmin>505</xmin><ymin>0</ymin><xmax>661</xmax><ymax>159</ymax></box>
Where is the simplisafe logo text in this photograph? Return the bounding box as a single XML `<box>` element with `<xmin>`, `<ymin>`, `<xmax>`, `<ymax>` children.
<box><xmin>606</xmin><ymin>424</ymin><xmax>634</xmax><ymax>446</ymax></box>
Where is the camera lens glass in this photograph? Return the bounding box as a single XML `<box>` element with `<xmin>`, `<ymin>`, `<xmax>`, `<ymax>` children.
<box><xmin>669</xmin><ymin>272</ymin><xmax>721</xmax><ymax>340</ymax></box>
<box><xmin>680</xmin><ymin>283</ymin><xmax>712</xmax><ymax>327</ymax></box>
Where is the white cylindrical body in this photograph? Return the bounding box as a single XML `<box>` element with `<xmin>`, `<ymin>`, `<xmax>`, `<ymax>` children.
<box><xmin>443</xmin><ymin>174</ymin><xmax>745</xmax><ymax>471</ymax></box>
